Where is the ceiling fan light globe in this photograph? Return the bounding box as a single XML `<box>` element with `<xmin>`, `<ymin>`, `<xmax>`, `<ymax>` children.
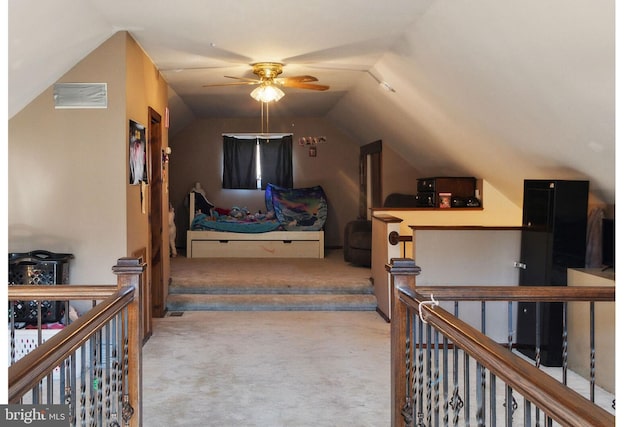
<box><xmin>250</xmin><ymin>85</ymin><xmax>285</xmax><ymax>103</ymax></box>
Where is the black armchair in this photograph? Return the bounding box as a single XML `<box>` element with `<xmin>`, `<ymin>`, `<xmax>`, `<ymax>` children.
<box><xmin>343</xmin><ymin>219</ymin><xmax>373</xmax><ymax>267</ymax></box>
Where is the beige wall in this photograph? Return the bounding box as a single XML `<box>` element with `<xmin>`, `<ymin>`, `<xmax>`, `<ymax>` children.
<box><xmin>8</xmin><ymin>32</ymin><xmax>168</xmax><ymax>289</ymax></box>
<box><xmin>9</xmin><ymin>33</ymin><xmax>127</xmax><ymax>284</ymax></box>
<box><xmin>125</xmin><ymin>33</ymin><xmax>170</xmax><ymax>295</ymax></box>
<box><xmin>382</xmin><ymin>143</ymin><xmax>422</xmax><ymax>200</ymax></box>
<box><xmin>168</xmin><ymin>116</ymin><xmax>364</xmax><ymax>248</ymax></box>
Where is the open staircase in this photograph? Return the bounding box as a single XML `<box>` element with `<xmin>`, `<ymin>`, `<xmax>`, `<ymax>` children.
<box><xmin>166</xmin><ymin>250</ymin><xmax>377</xmax><ymax>312</ymax></box>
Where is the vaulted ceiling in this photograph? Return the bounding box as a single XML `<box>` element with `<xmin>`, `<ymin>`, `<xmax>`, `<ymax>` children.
<box><xmin>8</xmin><ymin>0</ymin><xmax>616</xmax><ymax>205</ymax></box>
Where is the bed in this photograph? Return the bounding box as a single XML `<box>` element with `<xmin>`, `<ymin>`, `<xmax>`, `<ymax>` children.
<box><xmin>186</xmin><ymin>184</ymin><xmax>326</xmax><ymax>258</ymax></box>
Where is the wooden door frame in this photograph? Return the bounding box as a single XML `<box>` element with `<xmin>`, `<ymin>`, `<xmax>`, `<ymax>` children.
<box><xmin>359</xmin><ymin>140</ymin><xmax>382</xmax><ymax>219</ymax></box>
<box><xmin>148</xmin><ymin>107</ymin><xmax>165</xmax><ymax>319</ymax></box>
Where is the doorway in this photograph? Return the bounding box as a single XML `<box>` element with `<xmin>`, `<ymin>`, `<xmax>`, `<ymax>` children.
<box><xmin>148</xmin><ymin>107</ymin><xmax>165</xmax><ymax>319</ymax></box>
<box><xmin>359</xmin><ymin>140</ymin><xmax>382</xmax><ymax>219</ymax></box>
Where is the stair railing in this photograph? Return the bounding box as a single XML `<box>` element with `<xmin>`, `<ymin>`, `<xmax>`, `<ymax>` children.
<box><xmin>8</xmin><ymin>257</ymin><xmax>145</xmax><ymax>427</ymax></box>
<box><xmin>388</xmin><ymin>258</ymin><xmax>615</xmax><ymax>427</ymax></box>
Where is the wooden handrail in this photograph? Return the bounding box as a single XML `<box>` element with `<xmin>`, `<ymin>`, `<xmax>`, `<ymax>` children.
<box><xmin>416</xmin><ymin>285</ymin><xmax>615</xmax><ymax>302</ymax></box>
<box><xmin>398</xmin><ymin>285</ymin><xmax>615</xmax><ymax>426</ymax></box>
<box><xmin>8</xmin><ymin>286</ymin><xmax>135</xmax><ymax>402</ymax></box>
<box><xmin>8</xmin><ymin>284</ymin><xmax>118</xmax><ymax>300</ymax></box>
<box><xmin>410</xmin><ymin>225</ymin><xmax>523</xmax><ymax>231</ymax></box>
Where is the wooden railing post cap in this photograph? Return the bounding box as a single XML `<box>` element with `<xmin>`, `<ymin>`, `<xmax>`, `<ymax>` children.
<box><xmin>385</xmin><ymin>258</ymin><xmax>421</xmax><ymax>275</ymax></box>
<box><xmin>112</xmin><ymin>257</ymin><xmax>146</xmax><ymax>274</ymax></box>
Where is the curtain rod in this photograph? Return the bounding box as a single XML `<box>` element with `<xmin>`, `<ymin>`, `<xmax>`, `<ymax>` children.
<box><xmin>222</xmin><ymin>133</ymin><xmax>293</xmax><ymax>140</ymax></box>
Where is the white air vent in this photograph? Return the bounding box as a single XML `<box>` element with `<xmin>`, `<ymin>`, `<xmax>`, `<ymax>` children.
<box><xmin>53</xmin><ymin>83</ymin><xmax>108</xmax><ymax>109</ymax></box>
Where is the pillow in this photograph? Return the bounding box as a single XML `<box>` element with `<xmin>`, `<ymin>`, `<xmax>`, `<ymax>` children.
<box><xmin>270</xmin><ymin>185</ymin><xmax>328</xmax><ymax>231</ymax></box>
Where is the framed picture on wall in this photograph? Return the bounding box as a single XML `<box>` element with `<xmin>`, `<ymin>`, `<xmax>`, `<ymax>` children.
<box><xmin>129</xmin><ymin>120</ymin><xmax>147</xmax><ymax>184</ymax></box>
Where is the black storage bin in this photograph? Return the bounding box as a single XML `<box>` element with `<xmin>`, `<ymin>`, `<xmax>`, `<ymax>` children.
<box><xmin>8</xmin><ymin>250</ymin><xmax>74</xmax><ymax>324</ymax></box>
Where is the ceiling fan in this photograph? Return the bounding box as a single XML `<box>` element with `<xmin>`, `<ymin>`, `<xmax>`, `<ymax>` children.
<box><xmin>202</xmin><ymin>62</ymin><xmax>329</xmax><ymax>102</ymax></box>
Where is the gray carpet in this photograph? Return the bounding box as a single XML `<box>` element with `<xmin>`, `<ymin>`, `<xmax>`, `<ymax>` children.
<box><xmin>142</xmin><ymin>313</ymin><xmax>615</xmax><ymax>427</ymax></box>
<box><xmin>167</xmin><ymin>249</ymin><xmax>377</xmax><ymax>311</ymax></box>
<box><xmin>143</xmin><ymin>311</ymin><xmax>391</xmax><ymax>426</ymax></box>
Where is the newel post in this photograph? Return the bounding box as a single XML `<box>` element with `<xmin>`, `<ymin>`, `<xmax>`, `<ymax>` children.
<box><xmin>387</xmin><ymin>258</ymin><xmax>421</xmax><ymax>427</ymax></box>
<box><xmin>113</xmin><ymin>257</ymin><xmax>146</xmax><ymax>427</ymax></box>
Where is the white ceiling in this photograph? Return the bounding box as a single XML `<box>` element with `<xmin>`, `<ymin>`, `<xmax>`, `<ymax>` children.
<box><xmin>8</xmin><ymin>0</ymin><xmax>617</xmax><ymax>205</ymax></box>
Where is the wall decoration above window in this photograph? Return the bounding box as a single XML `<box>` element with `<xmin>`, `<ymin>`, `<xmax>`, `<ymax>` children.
<box><xmin>298</xmin><ymin>136</ymin><xmax>327</xmax><ymax>146</ymax></box>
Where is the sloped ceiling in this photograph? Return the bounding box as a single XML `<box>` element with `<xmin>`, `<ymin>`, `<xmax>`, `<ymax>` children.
<box><xmin>8</xmin><ymin>0</ymin><xmax>615</xmax><ymax>205</ymax></box>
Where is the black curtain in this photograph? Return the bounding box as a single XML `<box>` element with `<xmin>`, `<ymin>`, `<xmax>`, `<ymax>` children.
<box><xmin>222</xmin><ymin>136</ymin><xmax>257</xmax><ymax>189</ymax></box>
<box><xmin>259</xmin><ymin>135</ymin><xmax>293</xmax><ymax>189</ymax></box>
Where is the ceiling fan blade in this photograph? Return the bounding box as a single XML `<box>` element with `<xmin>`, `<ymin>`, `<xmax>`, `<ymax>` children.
<box><xmin>276</xmin><ymin>75</ymin><xmax>318</xmax><ymax>83</ymax></box>
<box><xmin>280</xmin><ymin>81</ymin><xmax>330</xmax><ymax>91</ymax></box>
<box><xmin>203</xmin><ymin>75</ymin><xmax>262</xmax><ymax>87</ymax></box>
<box><xmin>207</xmin><ymin>46</ymin><xmax>254</xmax><ymax>63</ymax></box>
<box><xmin>281</xmin><ymin>36</ymin><xmax>394</xmax><ymax>63</ymax></box>
<box><xmin>202</xmin><ymin>81</ymin><xmax>261</xmax><ymax>88</ymax></box>
<box><xmin>224</xmin><ymin>76</ymin><xmax>262</xmax><ymax>83</ymax></box>
<box><xmin>159</xmin><ymin>65</ymin><xmax>243</xmax><ymax>73</ymax></box>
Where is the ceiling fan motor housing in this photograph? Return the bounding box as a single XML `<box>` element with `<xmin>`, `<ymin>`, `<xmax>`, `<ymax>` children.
<box><xmin>252</xmin><ymin>62</ymin><xmax>283</xmax><ymax>80</ymax></box>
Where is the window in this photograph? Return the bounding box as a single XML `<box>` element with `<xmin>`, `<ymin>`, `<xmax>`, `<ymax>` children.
<box><xmin>222</xmin><ymin>135</ymin><xmax>293</xmax><ymax>189</ymax></box>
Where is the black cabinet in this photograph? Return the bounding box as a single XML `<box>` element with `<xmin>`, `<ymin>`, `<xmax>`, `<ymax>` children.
<box><xmin>516</xmin><ymin>180</ymin><xmax>589</xmax><ymax>366</ymax></box>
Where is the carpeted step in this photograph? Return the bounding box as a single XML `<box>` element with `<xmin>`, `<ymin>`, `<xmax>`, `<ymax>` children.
<box><xmin>168</xmin><ymin>249</ymin><xmax>376</xmax><ymax>312</ymax></box>
<box><xmin>168</xmin><ymin>282</ymin><xmax>373</xmax><ymax>295</ymax></box>
<box><xmin>166</xmin><ymin>293</ymin><xmax>378</xmax><ymax>312</ymax></box>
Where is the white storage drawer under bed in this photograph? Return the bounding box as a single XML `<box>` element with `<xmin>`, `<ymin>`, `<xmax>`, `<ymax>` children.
<box><xmin>187</xmin><ymin>230</ymin><xmax>324</xmax><ymax>258</ymax></box>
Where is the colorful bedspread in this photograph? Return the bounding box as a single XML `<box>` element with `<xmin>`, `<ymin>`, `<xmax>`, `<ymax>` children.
<box><xmin>191</xmin><ymin>212</ymin><xmax>281</xmax><ymax>233</ymax></box>
<box><xmin>189</xmin><ymin>184</ymin><xmax>328</xmax><ymax>233</ymax></box>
